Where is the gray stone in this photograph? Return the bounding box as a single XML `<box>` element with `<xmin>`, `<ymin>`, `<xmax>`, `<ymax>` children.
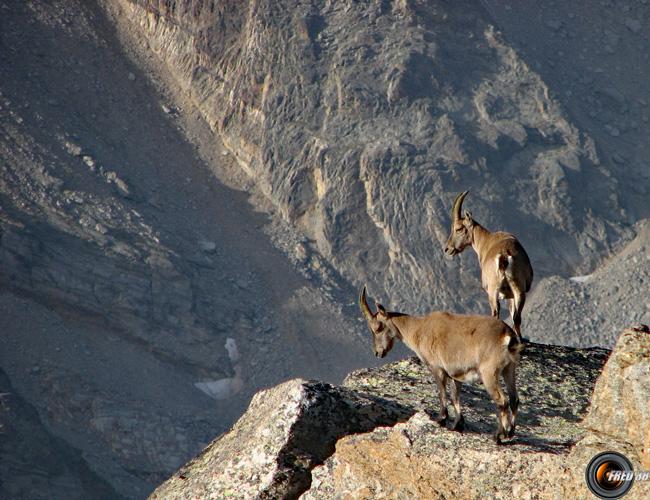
<box><xmin>305</xmin><ymin>328</ymin><xmax>650</xmax><ymax>498</ymax></box>
<box><xmin>152</xmin><ymin>330</ymin><xmax>650</xmax><ymax>499</ymax></box>
<box><xmin>65</xmin><ymin>141</ymin><xmax>83</xmax><ymax>156</ymax></box>
<box><xmin>0</xmin><ymin>368</ymin><xmax>121</xmax><ymax>500</ymax></box>
<box><xmin>526</xmin><ymin>221</ymin><xmax>650</xmax><ymax>347</ymax></box>
<box><xmin>546</xmin><ymin>19</ymin><xmax>562</xmax><ymax>31</ymax></box>
<box><xmin>113</xmin><ymin>177</ymin><xmax>130</xmax><ymax>198</ymax></box>
<box><xmin>150</xmin><ymin>379</ymin><xmax>410</xmax><ymax>499</ymax></box>
<box><xmin>3</xmin><ymin>1</ymin><xmax>650</xmax><ymax>498</ymax></box>
<box><xmin>625</xmin><ymin>18</ymin><xmax>642</xmax><ymax>33</ymax></box>
<box><xmin>198</xmin><ymin>240</ymin><xmax>216</xmax><ymax>253</ymax></box>
<box><xmin>105</xmin><ymin>171</ymin><xmax>130</xmax><ymax>197</ymax></box>
<box><xmin>583</xmin><ymin>326</ymin><xmax>650</xmax><ymax>468</ymax></box>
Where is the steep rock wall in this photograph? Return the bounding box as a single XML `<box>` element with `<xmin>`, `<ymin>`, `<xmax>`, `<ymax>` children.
<box><xmin>0</xmin><ymin>1</ymin><xmax>371</xmax><ymax>495</ymax></box>
<box><xmin>110</xmin><ymin>0</ymin><xmax>631</xmax><ymax>313</ymax></box>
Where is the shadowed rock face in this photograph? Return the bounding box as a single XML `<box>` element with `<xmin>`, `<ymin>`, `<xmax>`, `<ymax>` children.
<box><xmin>0</xmin><ymin>1</ymin><xmax>369</xmax><ymax>497</ymax></box>
<box><xmin>525</xmin><ymin>220</ymin><xmax>650</xmax><ymax>348</ymax></box>
<box><xmin>111</xmin><ymin>0</ymin><xmax>633</xmax><ymax>315</ymax></box>
<box><xmin>0</xmin><ymin>368</ymin><xmax>122</xmax><ymax>500</ymax></box>
<box><xmin>150</xmin><ymin>327</ymin><xmax>649</xmax><ymax>499</ymax></box>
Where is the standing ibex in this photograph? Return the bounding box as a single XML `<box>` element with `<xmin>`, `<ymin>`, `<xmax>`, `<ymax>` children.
<box><xmin>445</xmin><ymin>191</ymin><xmax>533</xmax><ymax>341</ymax></box>
<box><xmin>359</xmin><ymin>286</ymin><xmax>522</xmax><ymax>443</ymax></box>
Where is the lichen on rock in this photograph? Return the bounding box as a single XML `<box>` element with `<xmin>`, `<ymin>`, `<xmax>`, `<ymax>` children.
<box><xmin>150</xmin><ymin>326</ymin><xmax>650</xmax><ymax>499</ymax></box>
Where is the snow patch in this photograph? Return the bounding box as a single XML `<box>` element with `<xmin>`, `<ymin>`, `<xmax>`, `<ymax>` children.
<box><xmin>195</xmin><ymin>377</ymin><xmax>243</xmax><ymax>400</ymax></box>
<box><xmin>225</xmin><ymin>337</ymin><xmax>240</xmax><ymax>363</ymax></box>
<box><xmin>195</xmin><ymin>338</ymin><xmax>243</xmax><ymax>400</ymax></box>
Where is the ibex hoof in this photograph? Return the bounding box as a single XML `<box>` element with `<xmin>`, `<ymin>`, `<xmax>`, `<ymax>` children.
<box><xmin>451</xmin><ymin>417</ymin><xmax>465</xmax><ymax>432</ymax></box>
<box><xmin>506</xmin><ymin>426</ymin><xmax>516</xmax><ymax>439</ymax></box>
<box><xmin>494</xmin><ymin>432</ymin><xmax>505</xmax><ymax>445</ymax></box>
<box><xmin>434</xmin><ymin>414</ymin><xmax>447</xmax><ymax>426</ymax></box>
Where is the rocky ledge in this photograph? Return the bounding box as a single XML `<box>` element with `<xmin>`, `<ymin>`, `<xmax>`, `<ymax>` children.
<box><xmin>151</xmin><ymin>326</ymin><xmax>650</xmax><ymax>499</ymax></box>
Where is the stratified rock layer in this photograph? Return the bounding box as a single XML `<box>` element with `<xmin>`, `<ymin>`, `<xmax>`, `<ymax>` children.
<box><xmin>0</xmin><ymin>1</ymin><xmax>370</xmax><ymax>494</ymax></box>
<box><xmin>111</xmin><ymin>0</ymin><xmax>632</xmax><ymax>314</ymax></box>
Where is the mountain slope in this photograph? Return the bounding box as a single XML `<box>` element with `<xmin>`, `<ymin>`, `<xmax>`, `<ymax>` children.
<box><xmin>108</xmin><ymin>0</ymin><xmax>635</xmax><ymax>315</ymax></box>
<box><xmin>0</xmin><ymin>0</ymin><xmax>369</xmax><ymax>495</ymax></box>
<box><xmin>1</xmin><ymin>0</ymin><xmax>649</xmax><ymax>497</ymax></box>
<box><xmin>526</xmin><ymin>220</ymin><xmax>650</xmax><ymax>347</ymax></box>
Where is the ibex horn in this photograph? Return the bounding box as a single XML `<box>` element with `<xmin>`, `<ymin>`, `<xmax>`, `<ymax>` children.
<box><xmin>452</xmin><ymin>190</ymin><xmax>469</xmax><ymax>221</ymax></box>
<box><xmin>359</xmin><ymin>286</ymin><xmax>374</xmax><ymax>321</ymax></box>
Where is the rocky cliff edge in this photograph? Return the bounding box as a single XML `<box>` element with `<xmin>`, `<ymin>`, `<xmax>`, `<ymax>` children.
<box><xmin>151</xmin><ymin>325</ymin><xmax>650</xmax><ymax>499</ymax></box>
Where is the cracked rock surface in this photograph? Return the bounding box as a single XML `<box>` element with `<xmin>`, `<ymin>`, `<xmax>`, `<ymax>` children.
<box><xmin>151</xmin><ymin>327</ymin><xmax>650</xmax><ymax>499</ymax></box>
<box><xmin>109</xmin><ymin>0</ymin><xmax>644</xmax><ymax>316</ymax></box>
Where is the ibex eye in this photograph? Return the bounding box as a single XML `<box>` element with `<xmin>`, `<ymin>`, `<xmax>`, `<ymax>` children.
<box><xmin>376</xmin><ymin>324</ymin><xmax>384</xmax><ymax>333</ymax></box>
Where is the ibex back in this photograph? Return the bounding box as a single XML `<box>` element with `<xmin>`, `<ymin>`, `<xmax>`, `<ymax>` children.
<box><xmin>359</xmin><ymin>286</ymin><xmax>523</xmax><ymax>443</ymax></box>
<box><xmin>444</xmin><ymin>191</ymin><xmax>533</xmax><ymax>341</ymax></box>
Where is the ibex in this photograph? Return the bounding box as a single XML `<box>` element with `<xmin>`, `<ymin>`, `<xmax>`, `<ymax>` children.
<box><xmin>444</xmin><ymin>191</ymin><xmax>533</xmax><ymax>341</ymax></box>
<box><xmin>359</xmin><ymin>286</ymin><xmax>522</xmax><ymax>443</ymax></box>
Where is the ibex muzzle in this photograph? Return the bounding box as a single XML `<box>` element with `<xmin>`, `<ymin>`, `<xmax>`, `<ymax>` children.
<box><xmin>359</xmin><ymin>286</ymin><xmax>394</xmax><ymax>358</ymax></box>
<box><xmin>445</xmin><ymin>190</ymin><xmax>471</xmax><ymax>256</ymax></box>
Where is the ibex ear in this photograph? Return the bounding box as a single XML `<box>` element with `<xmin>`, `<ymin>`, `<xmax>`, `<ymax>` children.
<box><xmin>376</xmin><ymin>302</ymin><xmax>387</xmax><ymax>317</ymax></box>
<box><xmin>463</xmin><ymin>211</ymin><xmax>474</xmax><ymax>225</ymax></box>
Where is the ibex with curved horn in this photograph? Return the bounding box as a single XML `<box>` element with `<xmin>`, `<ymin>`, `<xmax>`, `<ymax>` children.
<box><xmin>359</xmin><ymin>286</ymin><xmax>522</xmax><ymax>443</ymax></box>
<box><xmin>445</xmin><ymin>191</ymin><xmax>533</xmax><ymax>341</ymax></box>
